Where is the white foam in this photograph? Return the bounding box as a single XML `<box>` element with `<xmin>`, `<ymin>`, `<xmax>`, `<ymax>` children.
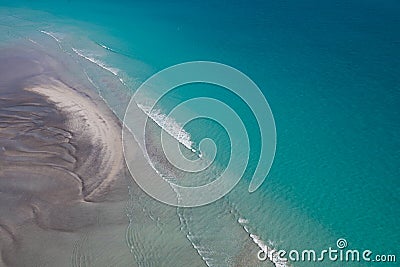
<box><xmin>40</xmin><ymin>30</ymin><xmax>125</xmax><ymax>80</ymax></box>
<box><xmin>250</xmin><ymin>234</ymin><xmax>289</xmax><ymax>267</ymax></box>
<box><xmin>238</xmin><ymin>217</ymin><xmax>290</xmax><ymax>267</ymax></box>
<box><xmin>238</xmin><ymin>218</ymin><xmax>249</xmax><ymax>224</ymax></box>
<box><xmin>39</xmin><ymin>30</ymin><xmax>65</xmax><ymax>51</ymax></box>
<box><xmin>27</xmin><ymin>38</ymin><xmax>39</xmax><ymax>45</ymax></box>
<box><xmin>40</xmin><ymin>30</ymin><xmax>62</xmax><ymax>44</ymax></box>
<box><xmin>137</xmin><ymin>103</ymin><xmax>195</xmax><ymax>151</ymax></box>
<box><xmin>72</xmin><ymin>46</ymin><xmax>128</xmax><ymax>88</ymax></box>
<box><xmin>96</xmin><ymin>41</ymin><xmax>117</xmax><ymax>53</ymax></box>
<box><xmin>71</xmin><ymin>47</ymin><xmax>120</xmax><ymax>77</ymax></box>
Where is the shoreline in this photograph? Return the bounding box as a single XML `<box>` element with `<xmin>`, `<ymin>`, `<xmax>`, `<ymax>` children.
<box><xmin>0</xmin><ymin>43</ymin><xmax>208</xmax><ymax>267</ymax></box>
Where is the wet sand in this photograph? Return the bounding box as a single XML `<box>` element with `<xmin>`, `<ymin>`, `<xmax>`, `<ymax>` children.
<box><xmin>0</xmin><ymin>46</ymin><xmax>134</xmax><ymax>266</ymax></box>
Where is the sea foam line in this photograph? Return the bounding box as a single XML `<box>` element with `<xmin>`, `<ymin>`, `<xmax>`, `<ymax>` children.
<box><xmin>137</xmin><ymin>103</ymin><xmax>197</xmax><ymax>153</ymax></box>
<box><xmin>40</xmin><ymin>30</ymin><xmax>62</xmax><ymax>43</ymax></box>
<box><xmin>95</xmin><ymin>41</ymin><xmax>118</xmax><ymax>53</ymax></box>
<box><xmin>27</xmin><ymin>38</ymin><xmax>39</xmax><ymax>46</ymax></box>
<box><xmin>238</xmin><ymin>217</ymin><xmax>290</xmax><ymax>267</ymax></box>
<box><xmin>39</xmin><ymin>30</ymin><xmax>64</xmax><ymax>50</ymax></box>
<box><xmin>71</xmin><ymin>47</ymin><xmax>130</xmax><ymax>89</ymax></box>
<box><xmin>71</xmin><ymin>47</ymin><xmax>120</xmax><ymax>76</ymax></box>
<box><xmin>40</xmin><ymin>29</ymin><xmax>121</xmax><ymax>82</ymax></box>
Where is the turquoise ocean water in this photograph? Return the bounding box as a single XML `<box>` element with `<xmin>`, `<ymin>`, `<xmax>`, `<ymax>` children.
<box><xmin>0</xmin><ymin>1</ymin><xmax>399</xmax><ymax>266</ymax></box>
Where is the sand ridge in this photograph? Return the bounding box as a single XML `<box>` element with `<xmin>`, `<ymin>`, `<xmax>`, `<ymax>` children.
<box><xmin>26</xmin><ymin>78</ymin><xmax>124</xmax><ymax>202</ymax></box>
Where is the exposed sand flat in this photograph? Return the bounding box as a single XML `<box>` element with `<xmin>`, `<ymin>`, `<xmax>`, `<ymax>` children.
<box><xmin>0</xmin><ymin>47</ymin><xmax>135</xmax><ymax>266</ymax></box>
<box><xmin>26</xmin><ymin>78</ymin><xmax>124</xmax><ymax>202</ymax></box>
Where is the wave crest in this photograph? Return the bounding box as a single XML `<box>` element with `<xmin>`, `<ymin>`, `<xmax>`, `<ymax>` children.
<box><xmin>137</xmin><ymin>103</ymin><xmax>197</xmax><ymax>153</ymax></box>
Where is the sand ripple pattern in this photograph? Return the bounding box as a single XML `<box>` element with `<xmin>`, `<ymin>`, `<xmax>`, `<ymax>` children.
<box><xmin>0</xmin><ymin>73</ymin><xmax>129</xmax><ymax>266</ymax></box>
